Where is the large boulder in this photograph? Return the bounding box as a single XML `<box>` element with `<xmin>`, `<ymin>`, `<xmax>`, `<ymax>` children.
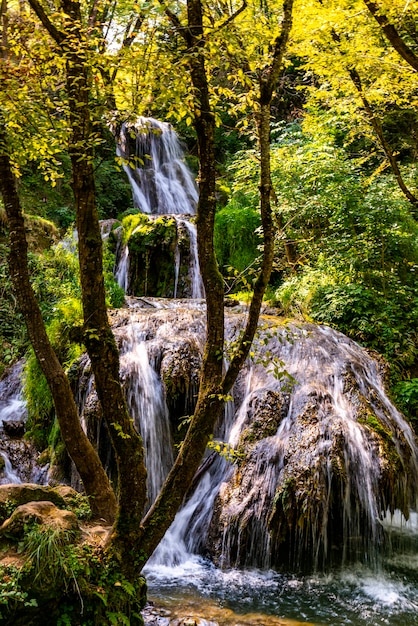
<box><xmin>0</xmin><ymin>483</ymin><xmax>70</xmax><ymax>524</ymax></box>
<box><xmin>0</xmin><ymin>500</ymin><xmax>80</xmax><ymax>541</ymax></box>
<box><xmin>203</xmin><ymin>322</ymin><xmax>418</xmax><ymax>571</ymax></box>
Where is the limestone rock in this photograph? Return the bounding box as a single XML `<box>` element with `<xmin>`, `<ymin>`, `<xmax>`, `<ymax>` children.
<box><xmin>0</xmin><ymin>483</ymin><xmax>67</xmax><ymax>524</ymax></box>
<box><xmin>0</xmin><ymin>500</ymin><xmax>80</xmax><ymax>540</ymax></box>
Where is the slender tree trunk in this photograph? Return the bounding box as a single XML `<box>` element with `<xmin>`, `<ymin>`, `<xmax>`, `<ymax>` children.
<box><xmin>326</xmin><ymin>20</ymin><xmax>418</xmax><ymax>212</ymax></box>
<box><xmin>27</xmin><ymin>0</ymin><xmax>148</xmax><ymax>568</ymax></box>
<box><xmin>136</xmin><ymin>0</ymin><xmax>294</xmax><ymax>564</ymax></box>
<box><xmin>0</xmin><ymin>118</ymin><xmax>117</xmax><ymax>523</ymax></box>
<box><xmin>58</xmin><ymin>0</ymin><xmax>148</xmax><ymax>562</ymax></box>
<box><xmin>348</xmin><ymin>67</ymin><xmax>418</xmax><ymax>212</ymax></box>
<box><xmin>363</xmin><ymin>0</ymin><xmax>418</xmax><ymax>71</ymax></box>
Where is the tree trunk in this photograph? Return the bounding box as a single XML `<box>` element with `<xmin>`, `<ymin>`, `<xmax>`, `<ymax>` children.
<box><xmin>27</xmin><ymin>0</ymin><xmax>148</xmax><ymax>568</ymax></box>
<box><xmin>58</xmin><ymin>0</ymin><xmax>148</xmax><ymax>563</ymax></box>
<box><xmin>136</xmin><ymin>0</ymin><xmax>294</xmax><ymax>565</ymax></box>
<box><xmin>363</xmin><ymin>0</ymin><xmax>418</xmax><ymax>71</ymax></box>
<box><xmin>0</xmin><ymin>118</ymin><xmax>117</xmax><ymax>523</ymax></box>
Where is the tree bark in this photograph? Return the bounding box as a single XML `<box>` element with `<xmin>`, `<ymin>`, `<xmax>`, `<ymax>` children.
<box><xmin>363</xmin><ymin>0</ymin><xmax>418</xmax><ymax>71</ymax></box>
<box><xmin>60</xmin><ymin>0</ymin><xmax>148</xmax><ymax>560</ymax></box>
<box><xmin>0</xmin><ymin>118</ymin><xmax>117</xmax><ymax>523</ymax></box>
<box><xmin>27</xmin><ymin>0</ymin><xmax>148</xmax><ymax>566</ymax></box>
<box><xmin>136</xmin><ymin>0</ymin><xmax>293</xmax><ymax>564</ymax></box>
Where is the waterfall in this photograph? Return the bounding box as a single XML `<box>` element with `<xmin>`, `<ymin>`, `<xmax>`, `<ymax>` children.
<box><xmin>120</xmin><ymin>323</ymin><xmax>174</xmax><ymax>506</ymax></box>
<box><xmin>73</xmin><ymin>302</ymin><xmax>418</xmax><ymax>571</ymax></box>
<box><xmin>0</xmin><ymin>452</ymin><xmax>22</xmax><ymax>485</ymax></box>
<box><xmin>113</xmin><ymin>117</ymin><xmax>204</xmax><ymax>299</ymax></box>
<box><xmin>116</xmin><ymin>117</ymin><xmax>198</xmax><ymax>215</ymax></box>
<box><xmin>0</xmin><ymin>362</ymin><xmax>49</xmax><ymax>485</ymax></box>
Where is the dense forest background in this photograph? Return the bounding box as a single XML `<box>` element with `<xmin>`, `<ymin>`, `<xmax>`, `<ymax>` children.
<box><xmin>1</xmin><ymin>0</ymin><xmax>417</xmax><ymax>433</ymax></box>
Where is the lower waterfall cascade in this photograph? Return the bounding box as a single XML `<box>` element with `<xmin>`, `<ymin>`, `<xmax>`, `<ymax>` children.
<box><xmin>76</xmin><ymin>299</ymin><xmax>418</xmax><ymax>624</ymax></box>
<box><xmin>73</xmin><ymin>301</ymin><xmax>418</xmax><ymax>569</ymax></box>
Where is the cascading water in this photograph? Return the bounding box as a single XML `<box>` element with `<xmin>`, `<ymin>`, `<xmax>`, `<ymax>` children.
<box><xmin>74</xmin><ymin>301</ymin><xmax>418</xmax><ymax>624</ymax></box>
<box><xmin>0</xmin><ymin>362</ymin><xmax>48</xmax><ymax>485</ymax></box>
<box><xmin>0</xmin><ymin>451</ymin><xmax>22</xmax><ymax>485</ymax></box>
<box><xmin>74</xmin><ymin>302</ymin><xmax>418</xmax><ymax>585</ymax></box>
<box><xmin>2</xmin><ymin>114</ymin><xmax>417</xmax><ymax>623</ymax></box>
<box><xmin>116</xmin><ymin>117</ymin><xmax>198</xmax><ymax>215</ymax></box>
<box><xmin>61</xmin><ymin>115</ymin><xmax>418</xmax><ymax>613</ymax></box>
<box><xmin>113</xmin><ymin>117</ymin><xmax>204</xmax><ymax>299</ymax></box>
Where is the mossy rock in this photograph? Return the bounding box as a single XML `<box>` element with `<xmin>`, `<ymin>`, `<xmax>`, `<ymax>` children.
<box><xmin>128</xmin><ymin>215</ymin><xmax>177</xmax><ymax>297</ymax></box>
<box><xmin>0</xmin><ymin>484</ymin><xmax>67</xmax><ymax>525</ymax></box>
<box><xmin>0</xmin><ymin>500</ymin><xmax>80</xmax><ymax>542</ymax></box>
<box><xmin>24</xmin><ymin>215</ymin><xmax>59</xmax><ymax>251</ymax></box>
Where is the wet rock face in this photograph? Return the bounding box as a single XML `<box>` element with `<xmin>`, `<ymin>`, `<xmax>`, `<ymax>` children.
<box><xmin>72</xmin><ymin>303</ymin><xmax>418</xmax><ymax>571</ymax></box>
<box><xmin>128</xmin><ymin>215</ymin><xmax>178</xmax><ymax>297</ymax></box>
<box><xmin>0</xmin><ymin>437</ymin><xmax>46</xmax><ymax>485</ymax></box>
<box><xmin>205</xmin><ymin>322</ymin><xmax>418</xmax><ymax>571</ymax></box>
<box><xmin>2</xmin><ymin>420</ymin><xmax>25</xmax><ymax>437</ymax></box>
<box><xmin>113</xmin><ymin>214</ymin><xmax>201</xmax><ymax>299</ymax></box>
<box><xmin>73</xmin><ymin>304</ymin><xmax>206</xmax><ymax>496</ymax></box>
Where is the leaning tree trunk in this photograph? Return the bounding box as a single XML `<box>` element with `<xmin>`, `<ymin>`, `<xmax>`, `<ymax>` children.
<box><xmin>27</xmin><ymin>0</ymin><xmax>148</xmax><ymax>568</ymax></box>
<box><xmin>60</xmin><ymin>0</ymin><xmax>148</xmax><ymax>559</ymax></box>
<box><xmin>0</xmin><ymin>117</ymin><xmax>117</xmax><ymax>523</ymax></box>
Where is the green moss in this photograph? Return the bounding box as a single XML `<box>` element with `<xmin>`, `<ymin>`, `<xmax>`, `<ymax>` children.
<box><xmin>23</xmin><ymin>354</ymin><xmax>55</xmax><ymax>451</ymax></box>
<box><xmin>357</xmin><ymin>410</ymin><xmax>392</xmax><ymax>442</ymax></box>
<box><xmin>127</xmin><ymin>215</ymin><xmax>177</xmax><ymax>297</ymax></box>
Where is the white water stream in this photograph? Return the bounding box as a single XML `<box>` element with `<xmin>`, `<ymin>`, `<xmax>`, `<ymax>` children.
<box><xmin>114</xmin><ymin>117</ymin><xmax>204</xmax><ymax>299</ymax></box>
<box><xmin>117</xmin><ymin>117</ymin><xmax>198</xmax><ymax>216</ymax></box>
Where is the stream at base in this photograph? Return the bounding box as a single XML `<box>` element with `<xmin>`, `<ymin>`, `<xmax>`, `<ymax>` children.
<box><xmin>144</xmin><ymin>557</ymin><xmax>418</xmax><ymax>625</ymax></box>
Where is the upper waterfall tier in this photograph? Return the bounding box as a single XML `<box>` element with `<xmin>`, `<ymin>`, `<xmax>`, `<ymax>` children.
<box><xmin>116</xmin><ymin>117</ymin><xmax>198</xmax><ymax>215</ymax></box>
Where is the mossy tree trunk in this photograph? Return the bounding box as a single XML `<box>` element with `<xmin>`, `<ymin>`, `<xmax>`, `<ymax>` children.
<box><xmin>0</xmin><ymin>117</ymin><xmax>117</xmax><ymax>524</ymax></box>
<box><xmin>136</xmin><ymin>0</ymin><xmax>294</xmax><ymax>562</ymax></box>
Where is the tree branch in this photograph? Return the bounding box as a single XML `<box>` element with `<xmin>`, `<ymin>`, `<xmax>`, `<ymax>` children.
<box><xmin>27</xmin><ymin>0</ymin><xmax>65</xmax><ymax>44</ymax></box>
<box><xmin>216</xmin><ymin>1</ymin><xmax>247</xmax><ymax>32</ymax></box>
<box><xmin>363</xmin><ymin>0</ymin><xmax>418</xmax><ymax>71</ymax></box>
<box><xmin>328</xmin><ymin>25</ymin><xmax>418</xmax><ymax>212</ymax></box>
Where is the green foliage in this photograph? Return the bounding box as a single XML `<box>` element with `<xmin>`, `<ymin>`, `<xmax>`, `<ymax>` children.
<box><xmin>19</xmin><ymin>523</ymin><xmax>80</xmax><ymax>590</ymax></box>
<box><xmin>103</xmin><ymin>244</ymin><xmax>126</xmax><ymax>308</ymax></box>
<box><xmin>227</xmin><ymin>118</ymin><xmax>418</xmax><ymax>378</ymax></box>
<box><xmin>1</xmin><ymin>531</ymin><xmax>146</xmax><ymax>625</ymax></box>
<box><xmin>23</xmin><ymin>294</ymin><xmax>84</xmax><ymax>449</ymax></box>
<box><xmin>214</xmin><ymin>199</ymin><xmax>262</xmax><ymax>288</ymax></box>
<box><xmin>0</xmin><ymin>244</ymin><xmax>27</xmax><ymax>376</ymax></box>
<box><xmin>0</xmin><ymin>565</ymin><xmax>38</xmax><ymax>619</ymax></box>
<box><xmin>207</xmin><ymin>435</ymin><xmax>243</xmax><ymax>462</ymax></box>
<box><xmin>28</xmin><ymin>235</ymin><xmax>82</xmax><ymax>325</ymax></box>
<box><xmin>23</xmin><ymin>352</ymin><xmax>55</xmax><ymax>450</ymax></box>
<box><xmin>19</xmin><ymin>157</ymin><xmax>75</xmax><ymax>229</ymax></box>
<box><xmin>393</xmin><ymin>379</ymin><xmax>418</xmax><ymax>431</ymax></box>
<box><xmin>94</xmin><ymin>131</ymin><xmax>133</xmax><ymax>220</ymax></box>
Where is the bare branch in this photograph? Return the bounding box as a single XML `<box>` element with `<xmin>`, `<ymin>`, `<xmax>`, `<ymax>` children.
<box><xmin>216</xmin><ymin>0</ymin><xmax>247</xmax><ymax>31</ymax></box>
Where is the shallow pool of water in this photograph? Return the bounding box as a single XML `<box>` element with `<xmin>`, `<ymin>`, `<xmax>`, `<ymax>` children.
<box><xmin>145</xmin><ymin>556</ymin><xmax>418</xmax><ymax>625</ymax></box>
